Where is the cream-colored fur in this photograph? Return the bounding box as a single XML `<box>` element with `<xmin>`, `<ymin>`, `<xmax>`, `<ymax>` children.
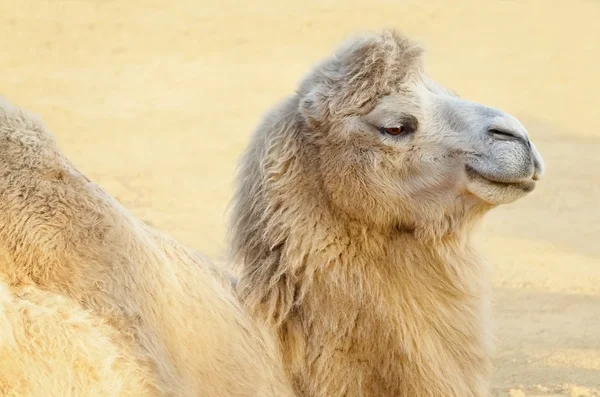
<box><xmin>229</xmin><ymin>30</ymin><xmax>544</xmax><ymax>396</ymax></box>
<box><xmin>0</xmin><ymin>98</ymin><xmax>294</xmax><ymax>396</ymax></box>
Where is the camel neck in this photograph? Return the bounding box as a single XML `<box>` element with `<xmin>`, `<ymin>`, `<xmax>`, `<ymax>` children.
<box><xmin>237</xmin><ymin>209</ymin><xmax>482</xmax><ymax>328</ymax></box>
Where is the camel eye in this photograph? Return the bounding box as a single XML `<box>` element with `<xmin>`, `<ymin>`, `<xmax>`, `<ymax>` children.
<box><xmin>380</xmin><ymin>126</ymin><xmax>405</xmax><ymax>136</ymax></box>
<box><xmin>374</xmin><ymin>115</ymin><xmax>418</xmax><ymax>137</ymax></box>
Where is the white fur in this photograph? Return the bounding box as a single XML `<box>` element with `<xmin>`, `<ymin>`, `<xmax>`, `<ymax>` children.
<box><xmin>0</xmin><ymin>98</ymin><xmax>295</xmax><ymax>396</ymax></box>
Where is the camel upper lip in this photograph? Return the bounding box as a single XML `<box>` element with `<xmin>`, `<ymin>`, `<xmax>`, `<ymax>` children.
<box><xmin>465</xmin><ymin>165</ymin><xmax>536</xmax><ymax>192</ymax></box>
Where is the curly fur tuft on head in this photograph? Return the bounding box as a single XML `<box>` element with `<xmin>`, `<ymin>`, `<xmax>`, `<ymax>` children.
<box><xmin>297</xmin><ymin>30</ymin><xmax>424</xmax><ymax>128</ymax></box>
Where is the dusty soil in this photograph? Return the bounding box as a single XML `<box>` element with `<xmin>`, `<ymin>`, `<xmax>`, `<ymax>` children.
<box><xmin>1</xmin><ymin>0</ymin><xmax>598</xmax><ymax>395</ymax></box>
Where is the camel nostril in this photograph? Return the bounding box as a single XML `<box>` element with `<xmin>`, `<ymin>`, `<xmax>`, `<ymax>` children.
<box><xmin>488</xmin><ymin>128</ymin><xmax>521</xmax><ymax>141</ymax></box>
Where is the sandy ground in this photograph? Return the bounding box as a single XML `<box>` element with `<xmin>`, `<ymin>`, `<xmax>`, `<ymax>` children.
<box><xmin>1</xmin><ymin>0</ymin><xmax>599</xmax><ymax>395</ymax></box>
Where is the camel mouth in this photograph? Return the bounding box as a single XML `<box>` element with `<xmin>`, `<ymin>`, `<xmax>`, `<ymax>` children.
<box><xmin>465</xmin><ymin>165</ymin><xmax>536</xmax><ymax>193</ymax></box>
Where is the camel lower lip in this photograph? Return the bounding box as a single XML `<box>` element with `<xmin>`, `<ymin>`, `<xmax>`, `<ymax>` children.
<box><xmin>465</xmin><ymin>166</ymin><xmax>536</xmax><ymax>193</ymax></box>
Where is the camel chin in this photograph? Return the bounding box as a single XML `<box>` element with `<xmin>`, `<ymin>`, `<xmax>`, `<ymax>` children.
<box><xmin>465</xmin><ymin>165</ymin><xmax>537</xmax><ymax>205</ymax></box>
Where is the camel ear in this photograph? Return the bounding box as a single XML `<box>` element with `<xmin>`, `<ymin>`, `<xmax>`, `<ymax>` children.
<box><xmin>299</xmin><ymin>86</ymin><xmax>329</xmax><ymax>129</ymax></box>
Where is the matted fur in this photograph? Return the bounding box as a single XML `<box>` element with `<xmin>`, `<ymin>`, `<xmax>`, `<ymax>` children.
<box><xmin>229</xmin><ymin>30</ymin><xmax>542</xmax><ymax>396</ymax></box>
<box><xmin>0</xmin><ymin>98</ymin><xmax>295</xmax><ymax>397</ymax></box>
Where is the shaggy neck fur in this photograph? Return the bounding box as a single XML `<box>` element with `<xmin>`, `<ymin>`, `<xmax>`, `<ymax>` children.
<box><xmin>231</xmin><ymin>97</ymin><xmax>493</xmax><ymax>397</ymax></box>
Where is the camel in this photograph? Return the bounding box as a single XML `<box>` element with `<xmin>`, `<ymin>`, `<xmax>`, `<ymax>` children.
<box><xmin>229</xmin><ymin>29</ymin><xmax>545</xmax><ymax>397</ymax></box>
<box><xmin>0</xmin><ymin>97</ymin><xmax>295</xmax><ymax>396</ymax></box>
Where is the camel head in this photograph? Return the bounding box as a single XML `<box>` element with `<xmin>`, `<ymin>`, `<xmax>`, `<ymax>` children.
<box><xmin>293</xmin><ymin>30</ymin><xmax>544</xmax><ymax>235</ymax></box>
<box><xmin>231</xmin><ymin>30</ymin><xmax>538</xmax><ymax>396</ymax></box>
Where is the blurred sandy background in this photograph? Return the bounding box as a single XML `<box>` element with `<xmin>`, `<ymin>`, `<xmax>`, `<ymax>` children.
<box><xmin>1</xmin><ymin>0</ymin><xmax>599</xmax><ymax>395</ymax></box>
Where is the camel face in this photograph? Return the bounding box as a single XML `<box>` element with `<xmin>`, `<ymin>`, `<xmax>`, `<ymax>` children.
<box><xmin>359</xmin><ymin>75</ymin><xmax>545</xmax><ymax>207</ymax></box>
<box><xmin>297</xmin><ymin>31</ymin><xmax>544</xmax><ymax>231</ymax></box>
<box><xmin>416</xmin><ymin>75</ymin><xmax>545</xmax><ymax>205</ymax></box>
